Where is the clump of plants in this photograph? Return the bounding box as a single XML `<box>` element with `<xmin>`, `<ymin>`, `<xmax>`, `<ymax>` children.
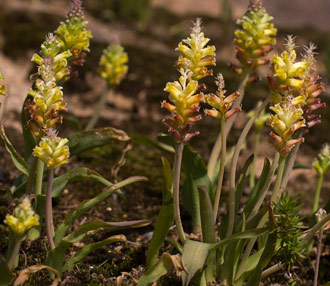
<box><xmin>0</xmin><ymin>0</ymin><xmax>329</xmax><ymax>285</ymax></box>
<box><xmin>137</xmin><ymin>1</ymin><xmax>330</xmax><ymax>285</ymax></box>
<box><xmin>0</xmin><ymin>1</ymin><xmax>149</xmax><ymax>285</ymax></box>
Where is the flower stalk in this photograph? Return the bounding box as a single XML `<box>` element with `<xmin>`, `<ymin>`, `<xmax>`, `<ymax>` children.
<box><xmin>46</xmin><ymin>170</ymin><xmax>55</xmax><ymax>250</ymax></box>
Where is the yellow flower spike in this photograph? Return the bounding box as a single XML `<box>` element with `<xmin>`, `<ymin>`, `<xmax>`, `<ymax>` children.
<box><xmin>267</xmin><ymin>98</ymin><xmax>306</xmax><ymax>156</ymax></box>
<box><xmin>234</xmin><ymin>0</ymin><xmax>277</xmax><ymax>70</ymax></box>
<box><xmin>4</xmin><ymin>198</ymin><xmax>39</xmax><ymax>236</ymax></box>
<box><xmin>176</xmin><ymin>18</ymin><xmax>216</xmax><ymax>81</ymax></box>
<box><xmin>33</xmin><ymin>131</ymin><xmax>70</xmax><ymax>170</ymax></box>
<box><xmin>205</xmin><ymin>74</ymin><xmax>240</xmax><ymax>120</ymax></box>
<box><xmin>99</xmin><ymin>44</ymin><xmax>128</xmax><ymax>86</ymax></box>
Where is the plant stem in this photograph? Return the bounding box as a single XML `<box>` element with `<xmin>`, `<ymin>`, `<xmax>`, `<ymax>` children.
<box><xmin>249</xmin><ymin>152</ymin><xmax>280</xmax><ymax>220</ymax></box>
<box><xmin>25</xmin><ymin>156</ymin><xmax>38</xmax><ymax>195</ymax></box>
<box><xmin>227</xmin><ymin>94</ymin><xmax>271</xmax><ymax>238</ymax></box>
<box><xmin>34</xmin><ymin>158</ymin><xmax>44</xmax><ymax>196</ymax></box>
<box><xmin>85</xmin><ymin>85</ymin><xmax>110</xmax><ymax>130</ymax></box>
<box><xmin>278</xmin><ymin>133</ymin><xmax>302</xmax><ymax>194</ymax></box>
<box><xmin>313</xmin><ymin>228</ymin><xmax>323</xmax><ymax>286</ymax></box>
<box><xmin>213</xmin><ymin>118</ymin><xmax>226</xmax><ymax>223</ymax></box>
<box><xmin>45</xmin><ymin>170</ymin><xmax>55</xmax><ymax>250</ymax></box>
<box><xmin>7</xmin><ymin>234</ymin><xmax>21</xmax><ymax>270</ymax></box>
<box><xmin>312</xmin><ymin>174</ymin><xmax>324</xmax><ymax>214</ymax></box>
<box><xmin>260</xmin><ymin>262</ymin><xmax>284</xmax><ymax>280</ymax></box>
<box><xmin>303</xmin><ymin>213</ymin><xmax>330</xmax><ymax>242</ymax></box>
<box><xmin>249</xmin><ymin>131</ymin><xmax>260</xmax><ymax>190</ymax></box>
<box><xmin>270</xmin><ymin>155</ymin><xmax>285</xmax><ymax>203</ymax></box>
<box><xmin>207</xmin><ymin>72</ymin><xmax>250</xmax><ymax>178</ymax></box>
<box><xmin>173</xmin><ymin>142</ymin><xmax>186</xmax><ymax>244</ymax></box>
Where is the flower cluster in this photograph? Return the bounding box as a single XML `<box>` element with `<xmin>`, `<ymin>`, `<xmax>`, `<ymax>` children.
<box><xmin>176</xmin><ymin>18</ymin><xmax>216</xmax><ymax>80</ymax></box>
<box><xmin>0</xmin><ymin>71</ymin><xmax>7</xmax><ymax>97</ymax></box>
<box><xmin>26</xmin><ymin>36</ymin><xmax>69</xmax><ymax>138</ymax></box>
<box><xmin>267</xmin><ymin>37</ymin><xmax>326</xmax><ymax>156</ymax></box>
<box><xmin>55</xmin><ymin>0</ymin><xmax>92</xmax><ymax>76</ymax></box>
<box><xmin>233</xmin><ymin>0</ymin><xmax>277</xmax><ymax>73</ymax></box>
<box><xmin>162</xmin><ymin>19</ymin><xmax>215</xmax><ymax>143</ymax></box>
<box><xmin>205</xmin><ymin>73</ymin><xmax>240</xmax><ymax>120</ymax></box>
<box><xmin>267</xmin><ymin>98</ymin><xmax>305</xmax><ymax>157</ymax></box>
<box><xmin>33</xmin><ymin>130</ymin><xmax>70</xmax><ymax>170</ymax></box>
<box><xmin>99</xmin><ymin>44</ymin><xmax>129</xmax><ymax>86</ymax></box>
<box><xmin>313</xmin><ymin>144</ymin><xmax>330</xmax><ymax>176</ymax></box>
<box><xmin>4</xmin><ymin>198</ymin><xmax>39</xmax><ymax>236</ymax></box>
<box><xmin>162</xmin><ymin>68</ymin><xmax>204</xmax><ymax>143</ymax></box>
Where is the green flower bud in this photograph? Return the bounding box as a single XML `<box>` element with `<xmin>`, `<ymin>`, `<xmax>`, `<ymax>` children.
<box><xmin>234</xmin><ymin>1</ymin><xmax>277</xmax><ymax>70</ymax></box>
<box><xmin>315</xmin><ymin>208</ymin><xmax>327</xmax><ymax>223</ymax></box>
<box><xmin>33</xmin><ymin>131</ymin><xmax>70</xmax><ymax>169</ymax></box>
<box><xmin>4</xmin><ymin>198</ymin><xmax>39</xmax><ymax>236</ymax></box>
<box><xmin>313</xmin><ymin>144</ymin><xmax>330</xmax><ymax>176</ymax></box>
<box><xmin>205</xmin><ymin>73</ymin><xmax>241</xmax><ymax>120</ymax></box>
<box><xmin>99</xmin><ymin>44</ymin><xmax>128</xmax><ymax>86</ymax></box>
<box><xmin>176</xmin><ymin>18</ymin><xmax>216</xmax><ymax>80</ymax></box>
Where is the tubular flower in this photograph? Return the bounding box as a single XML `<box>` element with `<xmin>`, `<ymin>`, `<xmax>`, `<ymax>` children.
<box><xmin>300</xmin><ymin>43</ymin><xmax>326</xmax><ymax>128</ymax></box>
<box><xmin>313</xmin><ymin>144</ymin><xmax>330</xmax><ymax>176</ymax></box>
<box><xmin>205</xmin><ymin>73</ymin><xmax>240</xmax><ymax>120</ymax></box>
<box><xmin>247</xmin><ymin>101</ymin><xmax>270</xmax><ymax>132</ymax></box>
<box><xmin>233</xmin><ymin>0</ymin><xmax>277</xmax><ymax>72</ymax></box>
<box><xmin>4</xmin><ymin>198</ymin><xmax>39</xmax><ymax>236</ymax></box>
<box><xmin>99</xmin><ymin>44</ymin><xmax>129</xmax><ymax>86</ymax></box>
<box><xmin>33</xmin><ymin>130</ymin><xmax>70</xmax><ymax>170</ymax></box>
<box><xmin>0</xmin><ymin>71</ymin><xmax>7</xmax><ymax>97</ymax></box>
<box><xmin>26</xmin><ymin>56</ymin><xmax>67</xmax><ymax>138</ymax></box>
<box><xmin>176</xmin><ymin>18</ymin><xmax>216</xmax><ymax>81</ymax></box>
<box><xmin>267</xmin><ymin>97</ymin><xmax>305</xmax><ymax>157</ymax></box>
<box><xmin>31</xmin><ymin>33</ymin><xmax>72</xmax><ymax>82</ymax></box>
<box><xmin>55</xmin><ymin>0</ymin><xmax>92</xmax><ymax>75</ymax></box>
<box><xmin>269</xmin><ymin>36</ymin><xmax>310</xmax><ymax>103</ymax></box>
<box><xmin>162</xmin><ymin>68</ymin><xmax>204</xmax><ymax>143</ymax></box>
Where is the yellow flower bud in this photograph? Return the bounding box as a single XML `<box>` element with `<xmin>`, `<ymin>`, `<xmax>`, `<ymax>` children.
<box><xmin>4</xmin><ymin>198</ymin><xmax>39</xmax><ymax>235</ymax></box>
<box><xmin>0</xmin><ymin>71</ymin><xmax>7</xmax><ymax>97</ymax></box>
<box><xmin>313</xmin><ymin>144</ymin><xmax>330</xmax><ymax>176</ymax></box>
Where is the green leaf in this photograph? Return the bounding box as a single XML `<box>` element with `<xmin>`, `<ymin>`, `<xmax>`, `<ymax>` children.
<box><xmin>46</xmin><ymin>167</ymin><xmax>114</xmax><ymax>197</ymax></box>
<box><xmin>21</xmin><ymin>95</ymin><xmax>36</xmax><ymax>163</ymax></box>
<box><xmin>54</xmin><ymin>176</ymin><xmax>148</xmax><ymax>245</ymax></box>
<box><xmin>198</xmin><ymin>186</ymin><xmax>215</xmax><ymax>243</ymax></box>
<box><xmin>146</xmin><ymin>157</ymin><xmax>174</xmax><ymax>268</ymax></box>
<box><xmin>65</xmin><ymin>220</ymin><xmax>150</xmax><ymax>243</ymax></box>
<box><xmin>235</xmin><ymin>155</ymin><xmax>254</xmax><ymax>214</ymax></box>
<box><xmin>244</xmin><ymin>159</ymin><xmax>271</xmax><ymax>219</ymax></box>
<box><xmin>234</xmin><ymin>248</ymin><xmax>264</xmax><ymax>284</ymax></box>
<box><xmin>63</xmin><ymin>235</ymin><xmax>126</xmax><ymax>271</ymax></box>
<box><xmin>131</xmin><ymin>134</ymin><xmax>175</xmax><ymax>153</ymax></box>
<box><xmin>138</xmin><ymin>253</ymin><xmax>184</xmax><ymax>286</ymax></box>
<box><xmin>181</xmin><ymin>145</ymin><xmax>211</xmax><ymax>233</ymax></box>
<box><xmin>246</xmin><ymin>208</ymin><xmax>277</xmax><ymax>286</ymax></box>
<box><xmin>0</xmin><ymin>125</ymin><xmax>29</xmax><ymax>176</ymax></box>
<box><xmin>45</xmin><ymin>239</ymin><xmax>71</xmax><ymax>274</ymax></box>
<box><xmin>182</xmin><ymin>239</ymin><xmax>212</xmax><ymax>286</ymax></box>
<box><xmin>211</xmin><ymin>228</ymin><xmax>268</xmax><ymax>251</ymax></box>
<box><xmin>0</xmin><ymin>256</ymin><xmax>13</xmax><ymax>286</ymax></box>
<box><xmin>67</xmin><ymin>127</ymin><xmax>131</xmax><ymax>156</ymax></box>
